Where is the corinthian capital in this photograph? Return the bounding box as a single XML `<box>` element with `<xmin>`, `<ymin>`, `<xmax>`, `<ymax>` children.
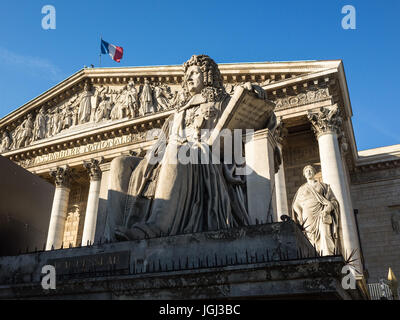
<box><xmin>83</xmin><ymin>157</ymin><xmax>104</xmax><ymax>181</ymax></box>
<box><xmin>50</xmin><ymin>165</ymin><xmax>72</xmax><ymax>188</ymax></box>
<box><xmin>307</xmin><ymin>104</ymin><xmax>342</xmax><ymax>138</ymax></box>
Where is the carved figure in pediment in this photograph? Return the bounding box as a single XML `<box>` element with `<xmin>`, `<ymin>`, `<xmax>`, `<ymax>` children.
<box><xmin>33</xmin><ymin>107</ymin><xmax>47</xmax><ymax>141</ymax></box>
<box><xmin>15</xmin><ymin>114</ymin><xmax>34</xmax><ymax>148</ymax></box>
<box><xmin>140</xmin><ymin>79</ymin><xmax>155</xmax><ymax>114</ymax></box>
<box><xmin>154</xmin><ymin>84</ymin><xmax>170</xmax><ymax>111</ymax></box>
<box><xmin>11</xmin><ymin>125</ymin><xmax>22</xmax><ymax>149</ymax></box>
<box><xmin>50</xmin><ymin>106</ymin><xmax>62</xmax><ymax>136</ymax></box>
<box><xmin>60</xmin><ymin>95</ymin><xmax>79</xmax><ymax>128</ymax></box>
<box><xmin>110</xmin><ymin>86</ymin><xmax>129</xmax><ymax>120</ymax></box>
<box><xmin>61</xmin><ymin>105</ymin><xmax>74</xmax><ymax>130</ymax></box>
<box><xmin>0</xmin><ymin>131</ymin><xmax>11</xmax><ymax>153</ymax></box>
<box><xmin>95</xmin><ymin>84</ymin><xmax>107</xmax><ymax>96</ymax></box>
<box><xmin>292</xmin><ymin>165</ymin><xmax>340</xmax><ymax>255</ymax></box>
<box><xmin>170</xmin><ymin>89</ymin><xmax>188</xmax><ymax>110</ymax></box>
<box><xmin>95</xmin><ymin>92</ymin><xmax>112</xmax><ymax>122</ymax></box>
<box><xmin>78</xmin><ymin>82</ymin><xmax>93</xmax><ymax>124</ymax></box>
<box><xmin>126</xmin><ymin>81</ymin><xmax>139</xmax><ymax>118</ymax></box>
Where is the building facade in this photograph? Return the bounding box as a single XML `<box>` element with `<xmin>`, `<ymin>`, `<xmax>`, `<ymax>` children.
<box><xmin>0</xmin><ymin>59</ymin><xmax>399</xmax><ymax>289</ymax></box>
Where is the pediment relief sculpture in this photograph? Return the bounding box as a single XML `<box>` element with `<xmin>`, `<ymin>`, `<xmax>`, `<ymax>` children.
<box><xmin>1</xmin><ymin>80</ymin><xmax>178</xmax><ymax>153</ymax></box>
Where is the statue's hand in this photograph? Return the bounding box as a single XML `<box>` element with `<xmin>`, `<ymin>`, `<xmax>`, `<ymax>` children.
<box><xmin>114</xmin><ymin>226</ymin><xmax>130</xmax><ymax>241</ymax></box>
<box><xmin>322</xmin><ymin>211</ymin><xmax>333</xmax><ymax>224</ymax></box>
<box><xmin>114</xmin><ymin>225</ymin><xmax>146</xmax><ymax>241</ymax></box>
<box><xmin>242</xmin><ymin>82</ymin><xmax>266</xmax><ymax>100</ymax></box>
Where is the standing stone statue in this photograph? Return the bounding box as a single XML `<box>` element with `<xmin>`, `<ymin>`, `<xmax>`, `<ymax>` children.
<box><xmin>126</xmin><ymin>81</ymin><xmax>139</xmax><ymax>117</ymax></box>
<box><xmin>105</xmin><ymin>54</ymin><xmax>275</xmax><ymax>242</ymax></box>
<box><xmin>140</xmin><ymin>79</ymin><xmax>155</xmax><ymax>114</ymax></box>
<box><xmin>292</xmin><ymin>165</ymin><xmax>340</xmax><ymax>255</ymax></box>
<box><xmin>33</xmin><ymin>107</ymin><xmax>47</xmax><ymax>141</ymax></box>
<box><xmin>78</xmin><ymin>82</ymin><xmax>93</xmax><ymax>124</ymax></box>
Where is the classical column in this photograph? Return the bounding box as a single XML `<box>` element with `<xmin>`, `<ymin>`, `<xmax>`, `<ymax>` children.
<box><xmin>82</xmin><ymin>158</ymin><xmax>103</xmax><ymax>246</ymax></box>
<box><xmin>273</xmin><ymin>118</ymin><xmax>289</xmax><ymax>221</ymax></box>
<box><xmin>308</xmin><ymin>105</ymin><xmax>362</xmax><ymax>273</ymax></box>
<box><xmin>46</xmin><ymin>166</ymin><xmax>72</xmax><ymax>250</ymax></box>
<box><xmin>244</xmin><ymin>129</ymin><xmax>277</xmax><ymax>224</ymax></box>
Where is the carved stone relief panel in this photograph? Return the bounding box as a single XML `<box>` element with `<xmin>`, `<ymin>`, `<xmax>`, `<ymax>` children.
<box><xmin>274</xmin><ymin>87</ymin><xmax>331</xmax><ymax>111</ymax></box>
<box><xmin>64</xmin><ymin>183</ymin><xmax>89</xmax><ymax>247</ymax></box>
<box><xmin>1</xmin><ymin>80</ymin><xmax>179</xmax><ymax>153</ymax></box>
<box><xmin>63</xmin><ymin>205</ymin><xmax>81</xmax><ymax>248</ymax></box>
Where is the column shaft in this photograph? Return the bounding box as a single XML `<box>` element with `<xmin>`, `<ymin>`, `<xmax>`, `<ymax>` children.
<box><xmin>82</xmin><ymin>158</ymin><xmax>103</xmax><ymax>246</ymax></box>
<box><xmin>274</xmin><ymin>144</ymin><xmax>289</xmax><ymax>221</ymax></box>
<box><xmin>46</xmin><ymin>166</ymin><xmax>71</xmax><ymax>250</ymax></box>
<box><xmin>318</xmin><ymin>132</ymin><xmax>362</xmax><ymax>272</ymax></box>
<box><xmin>82</xmin><ymin>179</ymin><xmax>101</xmax><ymax>245</ymax></box>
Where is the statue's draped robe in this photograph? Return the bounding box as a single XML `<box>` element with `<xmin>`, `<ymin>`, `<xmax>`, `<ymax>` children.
<box><xmin>33</xmin><ymin>113</ymin><xmax>46</xmax><ymax>140</ymax></box>
<box><xmin>95</xmin><ymin>100</ymin><xmax>109</xmax><ymax>123</ymax></box>
<box><xmin>127</xmin><ymin>88</ymin><xmax>139</xmax><ymax>117</ymax></box>
<box><xmin>78</xmin><ymin>91</ymin><xmax>92</xmax><ymax>124</ymax></box>
<box><xmin>117</xmin><ymin>93</ymin><xmax>250</xmax><ymax>239</ymax></box>
<box><xmin>141</xmin><ymin>84</ymin><xmax>154</xmax><ymax>114</ymax></box>
<box><xmin>292</xmin><ymin>181</ymin><xmax>339</xmax><ymax>255</ymax></box>
<box><xmin>18</xmin><ymin>118</ymin><xmax>33</xmax><ymax>147</ymax></box>
<box><xmin>154</xmin><ymin>87</ymin><xmax>169</xmax><ymax>110</ymax></box>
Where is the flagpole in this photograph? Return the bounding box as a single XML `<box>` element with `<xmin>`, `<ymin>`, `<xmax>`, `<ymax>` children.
<box><xmin>99</xmin><ymin>35</ymin><xmax>102</xmax><ymax>67</ymax></box>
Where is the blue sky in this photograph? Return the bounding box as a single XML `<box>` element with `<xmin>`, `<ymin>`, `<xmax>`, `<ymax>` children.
<box><xmin>0</xmin><ymin>0</ymin><xmax>399</xmax><ymax>151</ymax></box>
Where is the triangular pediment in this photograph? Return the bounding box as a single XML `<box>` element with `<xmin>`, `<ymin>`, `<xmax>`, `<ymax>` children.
<box><xmin>0</xmin><ymin>59</ymin><xmax>350</xmax><ymax>170</ymax></box>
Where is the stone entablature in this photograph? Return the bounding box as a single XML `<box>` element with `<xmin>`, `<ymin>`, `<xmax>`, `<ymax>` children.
<box><xmin>350</xmin><ymin>145</ymin><xmax>400</xmax><ymax>183</ymax></box>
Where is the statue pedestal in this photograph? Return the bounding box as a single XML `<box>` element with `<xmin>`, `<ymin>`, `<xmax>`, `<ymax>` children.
<box><xmin>0</xmin><ymin>221</ymin><xmax>367</xmax><ymax>300</ymax></box>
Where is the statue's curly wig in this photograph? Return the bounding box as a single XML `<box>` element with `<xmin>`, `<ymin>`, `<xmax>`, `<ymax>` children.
<box><xmin>183</xmin><ymin>55</ymin><xmax>224</xmax><ymax>90</ymax></box>
<box><xmin>181</xmin><ymin>55</ymin><xmax>226</xmax><ymax>104</ymax></box>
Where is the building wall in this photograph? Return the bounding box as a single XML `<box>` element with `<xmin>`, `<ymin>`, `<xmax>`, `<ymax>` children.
<box><xmin>0</xmin><ymin>155</ymin><xmax>54</xmax><ymax>256</ymax></box>
<box><xmin>283</xmin><ymin>130</ymin><xmax>321</xmax><ymax>208</ymax></box>
<box><xmin>350</xmin><ymin>168</ymin><xmax>400</xmax><ymax>283</ymax></box>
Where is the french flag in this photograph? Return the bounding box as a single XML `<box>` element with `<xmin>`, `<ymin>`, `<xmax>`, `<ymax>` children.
<box><xmin>100</xmin><ymin>39</ymin><xmax>123</xmax><ymax>63</ymax></box>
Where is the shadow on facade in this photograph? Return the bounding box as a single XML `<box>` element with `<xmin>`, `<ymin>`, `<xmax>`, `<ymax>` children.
<box><xmin>0</xmin><ymin>155</ymin><xmax>54</xmax><ymax>256</ymax></box>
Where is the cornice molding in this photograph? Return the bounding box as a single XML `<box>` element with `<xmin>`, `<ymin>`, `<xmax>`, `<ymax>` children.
<box><xmin>354</xmin><ymin>160</ymin><xmax>400</xmax><ymax>173</ymax></box>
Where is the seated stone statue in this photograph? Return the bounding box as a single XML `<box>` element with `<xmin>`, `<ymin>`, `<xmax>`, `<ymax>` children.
<box><xmin>291</xmin><ymin>165</ymin><xmax>340</xmax><ymax>255</ymax></box>
<box><xmin>104</xmin><ymin>54</ymin><xmax>276</xmax><ymax>242</ymax></box>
